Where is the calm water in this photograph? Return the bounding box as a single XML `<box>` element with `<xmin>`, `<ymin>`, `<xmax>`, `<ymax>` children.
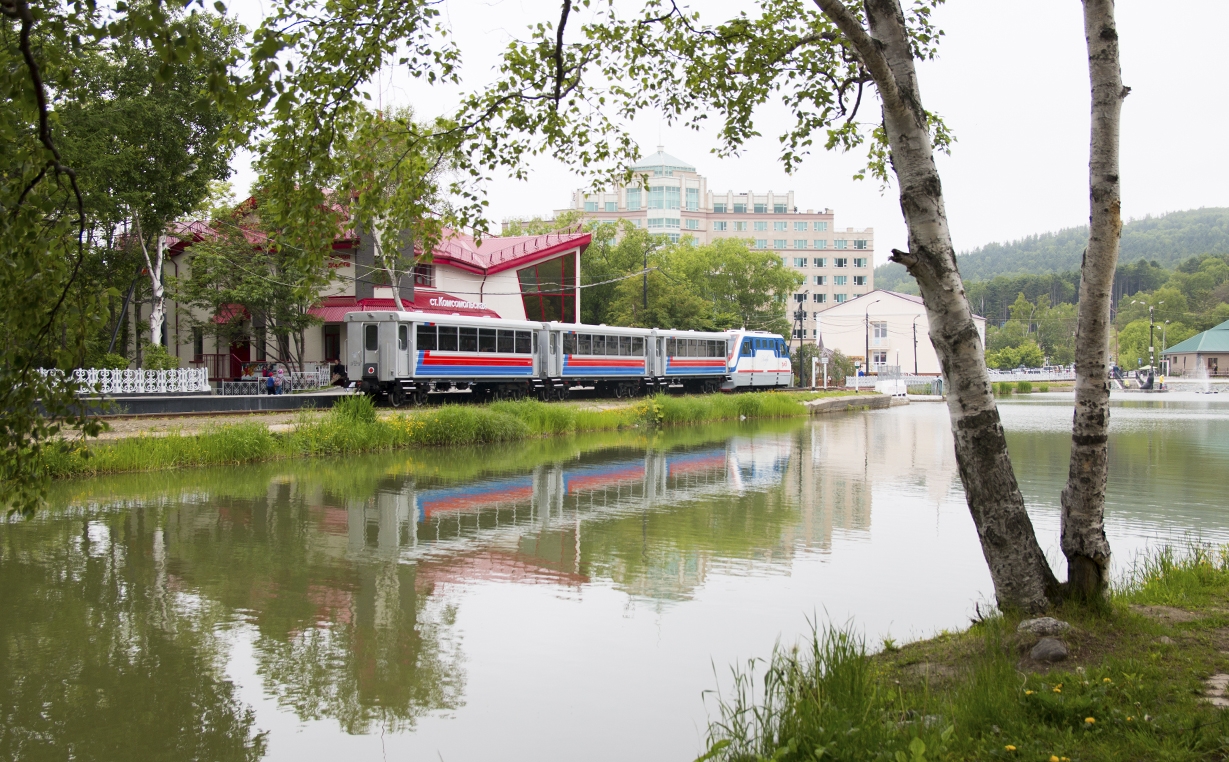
<box><xmin>3</xmin><ymin>394</ymin><xmax>1228</xmax><ymax>761</ymax></box>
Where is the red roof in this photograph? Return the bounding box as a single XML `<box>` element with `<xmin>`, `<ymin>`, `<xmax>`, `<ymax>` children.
<box><xmin>430</xmin><ymin>228</ymin><xmax>590</xmax><ymax>275</ymax></box>
<box><xmin>309</xmin><ymin>292</ymin><xmax>500</xmax><ymax>322</ymax></box>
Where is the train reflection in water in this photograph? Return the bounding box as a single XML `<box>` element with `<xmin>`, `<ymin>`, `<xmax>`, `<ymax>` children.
<box><xmin>345</xmin><ymin>435</ymin><xmax>797</xmax><ymax>576</ymax></box>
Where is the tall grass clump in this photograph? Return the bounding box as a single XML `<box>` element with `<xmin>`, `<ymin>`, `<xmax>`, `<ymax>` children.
<box><xmin>43</xmin><ymin>422</ymin><xmax>279</xmax><ymax>478</ymax></box>
<box><xmin>1037</xmin><ymin>383</ymin><xmax>1050</xmax><ymax>393</ymax></box>
<box><xmin>397</xmin><ymin>405</ymin><xmax>529</xmax><ymax>446</ymax></box>
<box><xmin>1119</xmin><ymin>543</ymin><xmax>1229</xmax><ymax>608</ymax></box>
<box><xmin>639</xmin><ymin>392</ymin><xmax>807</xmax><ymax>427</ymax></box>
<box><xmin>488</xmin><ymin>399</ymin><xmax>580</xmax><ymax>435</ymax></box>
<box><xmin>993</xmin><ymin>381</ymin><xmax>1014</xmax><ymax>396</ymax></box>
<box><xmin>701</xmin><ymin>625</ymin><xmax>951</xmax><ymax>762</ymax></box>
<box><xmin>1016</xmin><ymin>380</ymin><xmax>1033</xmax><ymax>394</ymax></box>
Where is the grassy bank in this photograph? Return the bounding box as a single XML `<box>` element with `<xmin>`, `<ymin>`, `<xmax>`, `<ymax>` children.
<box><xmin>699</xmin><ymin>545</ymin><xmax>1229</xmax><ymax>762</ymax></box>
<box><xmin>43</xmin><ymin>391</ymin><xmax>852</xmax><ymax>480</ymax></box>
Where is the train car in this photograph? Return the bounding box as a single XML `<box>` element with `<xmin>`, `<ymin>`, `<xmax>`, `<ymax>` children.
<box><xmin>345</xmin><ymin>310</ymin><xmax>791</xmax><ymax>404</ymax></box>
<box><xmin>724</xmin><ymin>330</ymin><xmax>793</xmax><ymax>389</ymax></box>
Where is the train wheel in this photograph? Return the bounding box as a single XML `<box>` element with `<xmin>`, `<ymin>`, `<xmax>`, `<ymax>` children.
<box><xmin>413</xmin><ymin>389</ymin><xmax>429</xmax><ymax>406</ymax></box>
<box><xmin>388</xmin><ymin>386</ymin><xmax>406</xmax><ymax>408</ymax></box>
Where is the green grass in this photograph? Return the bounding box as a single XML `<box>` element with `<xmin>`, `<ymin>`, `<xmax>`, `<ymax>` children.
<box><xmin>1017</xmin><ymin>380</ymin><xmax>1034</xmax><ymax>393</ymax></box>
<box><xmin>1038</xmin><ymin>384</ymin><xmax>1050</xmax><ymax>393</ymax></box>
<box><xmin>699</xmin><ymin>544</ymin><xmax>1229</xmax><ymax>762</ymax></box>
<box><xmin>42</xmin><ymin>391</ymin><xmax>846</xmax><ymax>480</ymax></box>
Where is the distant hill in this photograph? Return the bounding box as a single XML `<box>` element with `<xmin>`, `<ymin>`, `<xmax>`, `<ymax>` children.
<box><xmin>874</xmin><ymin>207</ymin><xmax>1229</xmax><ymax>292</ymax></box>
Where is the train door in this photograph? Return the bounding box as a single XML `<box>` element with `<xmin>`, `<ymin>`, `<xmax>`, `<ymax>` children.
<box><xmin>537</xmin><ymin>329</ymin><xmax>559</xmax><ymax>377</ymax></box>
<box><xmin>395</xmin><ymin>323</ymin><xmax>410</xmax><ymax>377</ymax></box>
<box><xmin>738</xmin><ymin>337</ymin><xmax>754</xmax><ymax>384</ymax></box>
<box><xmin>656</xmin><ymin>337</ymin><xmax>665</xmax><ymax>377</ymax></box>
<box><xmin>362</xmin><ymin>322</ymin><xmax>380</xmax><ymax>377</ymax></box>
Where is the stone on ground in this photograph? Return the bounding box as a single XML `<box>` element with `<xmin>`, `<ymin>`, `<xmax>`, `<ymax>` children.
<box><xmin>1017</xmin><ymin>617</ymin><xmax>1072</xmax><ymax>637</ymax></box>
<box><xmin>1030</xmin><ymin>636</ymin><xmax>1069</xmax><ymax>663</ymax></box>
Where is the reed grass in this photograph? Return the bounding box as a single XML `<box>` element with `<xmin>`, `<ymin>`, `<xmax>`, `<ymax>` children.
<box><xmin>1016</xmin><ymin>380</ymin><xmax>1033</xmax><ymax>393</ymax></box>
<box><xmin>43</xmin><ymin>390</ymin><xmax>839</xmax><ymax>480</ymax></box>
<box><xmin>699</xmin><ymin>543</ymin><xmax>1229</xmax><ymax>762</ymax></box>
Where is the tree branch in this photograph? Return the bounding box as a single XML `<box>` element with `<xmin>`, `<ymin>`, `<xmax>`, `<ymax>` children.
<box><xmin>553</xmin><ymin>0</ymin><xmax>571</xmax><ymax>108</ymax></box>
<box><xmin>810</xmin><ymin>0</ymin><xmax>906</xmax><ymax>117</ymax></box>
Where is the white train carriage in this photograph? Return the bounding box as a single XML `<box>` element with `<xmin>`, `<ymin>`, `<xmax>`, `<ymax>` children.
<box><xmin>724</xmin><ymin>330</ymin><xmax>793</xmax><ymax>389</ymax></box>
<box><xmin>346</xmin><ymin>310</ymin><xmax>791</xmax><ymax>404</ymax></box>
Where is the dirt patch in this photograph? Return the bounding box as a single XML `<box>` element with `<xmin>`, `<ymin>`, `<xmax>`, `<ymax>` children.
<box><xmin>1129</xmin><ymin>604</ymin><xmax>1204</xmax><ymax>623</ymax></box>
<box><xmin>900</xmin><ymin>661</ymin><xmax>958</xmax><ymax>684</ymax></box>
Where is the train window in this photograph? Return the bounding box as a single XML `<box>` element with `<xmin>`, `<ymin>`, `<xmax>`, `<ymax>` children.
<box><xmin>710</xmin><ymin>340</ymin><xmax>722</xmax><ymax>357</ymax></box>
<box><xmin>365</xmin><ymin>324</ymin><xmax>379</xmax><ymax>351</ymax></box>
<box><xmin>416</xmin><ymin>324</ymin><xmax>436</xmax><ymax>351</ymax></box>
<box><xmin>657</xmin><ymin>338</ymin><xmax>664</xmax><ymax>357</ymax></box>
<box><xmin>632</xmin><ymin>336</ymin><xmax>644</xmax><ymax>355</ymax></box>
<box><xmin>549</xmin><ymin>333</ymin><xmax>557</xmax><ymax>353</ymax></box>
<box><xmin>619</xmin><ymin>336</ymin><xmax>632</xmax><ymax>356</ymax></box>
<box><xmin>578</xmin><ymin>334</ymin><xmax>592</xmax><ymax>354</ymax></box>
<box><xmin>497</xmin><ymin>329</ymin><xmax>515</xmax><ymax>353</ymax></box>
<box><xmin>741</xmin><ymin>339</ymin><xmax>753</xmax><ymax>356</ymax></box>
<box><xmin>532</xmin><ymin>332</ymin><xmax>538</xmax><ymax>353</ymax></box>
<box><xmin>459</xmin><ymin>326</ymin><xmax>478</xmax><ymax>352</ymax></box>
<box><xmin>398</xmin><ymin>325</ymin><xmax>408</xmax><ymax>351</ymax></box>
<box><xmin>777</xmin><ymin>339</ymin><xmax>786</xmax><ymax>356</ymax></box>
<box><xmin>666</xmin><ymin>338</ymin><xmax>676</xmax><ymax>356</ymax></box>
<box><xmin>592</xmin><ymin>335</ymin><xmax>606</xmax><ymax>355</ymax></box>
<box><xmin>479</xmin><ymin>328</ymin><xmax>497</xmax><ymax>353</ymax></box>
<box><xmin>563</xmin><ymin>333</ymin><xmax>576</xmax><ymax>355</ymax></box>
<box><xmin>438</xmin><ymin>325</ymin><xmax>458</xmax><ymax>351</ymax></box>
<box><xmin>516</xmin><ymin>331</ymin><xmax>532</xmax><ymax>354</ymax></box>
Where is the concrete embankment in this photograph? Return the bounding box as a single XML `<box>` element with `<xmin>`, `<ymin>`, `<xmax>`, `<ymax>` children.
<box><xmin>804</xmin><ymin>393</ymin><xmax>897</xmax><ymax>414</ymax></box>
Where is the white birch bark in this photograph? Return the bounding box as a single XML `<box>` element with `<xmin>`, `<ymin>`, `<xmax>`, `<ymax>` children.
<box><xmin>816</xmin><ymin>0</ymin><xmax>1058</xmax><ymax>611</ymax></box>
<box><xmin>133</xmin><ymin>215</ymin><xmax>167</xmax><ymax>349</ymax></box>
<box><xmin>371</xmin><ymin>223</ymin><xmax>405</xmax><ymax>311</ymax></box>
<box><xmin>1061</xmin><ymin>0</ymin><xmax>1125</xmax><ymax>597</ymax></box>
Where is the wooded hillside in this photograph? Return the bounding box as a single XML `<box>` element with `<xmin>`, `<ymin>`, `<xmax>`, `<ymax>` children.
<box><xmin>875</xmin><ymin>208</ymin><xmax>1229</xmax><ymax>292</ymax></box>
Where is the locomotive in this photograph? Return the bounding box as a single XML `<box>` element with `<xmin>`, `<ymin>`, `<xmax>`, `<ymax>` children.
<box><xmin>344</xmin><ymin>310</ymin><xmax>791</xmax><ymax>406</ymax></box>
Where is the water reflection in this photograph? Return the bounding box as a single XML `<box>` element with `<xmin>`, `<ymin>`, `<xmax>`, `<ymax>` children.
<box><xmin>4</xmin><ymin>397</ymin><xmax>1228</xmax><ymax>761</ymax></box>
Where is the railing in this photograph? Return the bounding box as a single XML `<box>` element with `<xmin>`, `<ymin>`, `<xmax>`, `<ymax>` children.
<box><xmin>846</xmin><ymin>373</ymin><xmax>941</xmax><ymax>390</ymax></box>
<box><xmin>218</xmin><ymin>381</ymin><xmax>262</xmax><ymax>395</ymax></box>
<box><xmin>189</xmin><ymin>353</ymin><xmax>232</xmax><ymax>381</ymax></box>
<box><xmin>222</xmin><ymin>371</ymin><xmax>331</xmax><ymax>396</ymax></box>
<box><xmin>987</xmin><ymin>368</ymin><xmax>1076</xmax><ymax>382</ymax></box>
<box><xmin>37</xmin><ymin>367</ymin><xmax>210</xmax><ymax>394</ymax></box>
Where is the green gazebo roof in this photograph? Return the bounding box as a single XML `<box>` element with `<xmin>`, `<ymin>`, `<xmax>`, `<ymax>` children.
<box><xmin>1164</xmin><ymin>319</ymin><xmax>1229</xmax><ymax>354</ymax></box>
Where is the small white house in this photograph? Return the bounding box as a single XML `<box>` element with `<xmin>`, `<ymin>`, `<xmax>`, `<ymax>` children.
<box><xmin>815</xmin><ymin>290</ymin><xmax>986</xmax><ymax>375</ymax></box>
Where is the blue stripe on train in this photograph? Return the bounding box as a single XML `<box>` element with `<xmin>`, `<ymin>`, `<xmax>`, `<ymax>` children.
<box><xmin>415</xmin><ymin>365</ymin><xmax>534</xmax><ymax>376</ymax></box>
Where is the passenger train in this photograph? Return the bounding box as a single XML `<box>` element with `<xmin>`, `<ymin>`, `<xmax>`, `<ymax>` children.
<box><xmin>344</xmin><ymin>310</ymin><xmax>791</xmax><ymax>405</ymax></box>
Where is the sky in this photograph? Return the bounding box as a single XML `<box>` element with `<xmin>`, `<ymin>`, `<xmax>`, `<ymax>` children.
<box><xmin>227</xmin><ymin>0</ymin><xmax>1229</xmax><ymax>267</ymax></box>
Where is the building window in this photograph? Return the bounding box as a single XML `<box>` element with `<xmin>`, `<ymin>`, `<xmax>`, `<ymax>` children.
<box><xmin>774</xmin><ymin>239</ymin><xmax>787</xmax><ymax>249</ymax></box>
<box><xmin>794</xmin><ymin>221</ymin><xmax>808</xmax><ymax>231</ymax></box>
<box><xmin>774</xmin><ymin>203</ymin><xmax>788</xmax><ymax>213</ymax></box>
<box><xmin>714</xmin><ymin>203</ymin><xmax>727</xmax><ymax>213</ymax></box>
<box><xmin>854</xmin><ymin>239</ymin><xmax>869</xmax><ymax>249</ymax></box>
<box><xmin>584</xmin><ymin>201</ymin><xmax>598</xmax><ymax>212</ymax></box>
<box><xmin>833</xmin><ymin>275</ymin><xmax>847</xmax><ymax>286</ymax></box>
<box><xmin>813</xmin><ymin>257</ymin><xmax>826</xmax><ymax>268</ymax></box>
<box><xmin>517</xmin><ymin>254</ymin><xmax>577</xmax><ymax>322</ymax></box>
<box><xmin>813</xmin><ymin>275</ymin><xmax>826</xmax><ymax>286</ymax></box>
<box><xmin>794</xmin><ymin>293</ymin><xmax>807</xmax><ymax>303</ymax></box>
<box><xmin>754</xmin><ymin>203</ymin><xmax>767</xmax><ymax>214</ymax></box>
<box><xmin>835</xmin><ymin>293</ymin><xmax>847</xmax><ymax>303</ymax></box>
<box><xmin>774</xmin><ymin>221</ymin><xmax>788</xmax><ymax>231</ymax></box>
<box><xmin>814</xmin><ymin>240</ymin><xmax>828</xmax><ymax>250</ymax></box>
<box><xmin>648</xmin><ymin>186</ymin><xmax>664</xmax><ymax>209</ymax></box>
<box><xmin>815</xmin><ymin>221</ymin><xmax>828</xmax><ymax>231</ymax></box>
<box><xmin>627</xmin><ymin>187</ymin><xmax>641</xmax><ymax>211</ymax></box>
<box><xmin>814</xmin><ymin>293</ymin><xmax>827</xmax><ymax>303</ymax></box>
<box><xmin>686</xmin><ymin>218</ymin><xmax>699</xmax><ymax>230</ymax></box>
<box><xmin>713</xmin><ymin>221</ymin><xmax>728</xmax><ymax>231</ymax></box>
<box><xmin>755</xmin><ymin>239</ymin><xmax>767</xmax><ymax>248</ymax></box>
<box><xmin>834</xmin><ymin>239</ymin><xmax>848</xmax><ymax>249</ymax></box>
<box><xmin>793</xmin><ymin>257</ymin><xmax>807</xmax><ymax>267</ymax></box>
<box><xmin>192</xmin><ymin>327</ymin><xmax>204</xmax><ymax>361</ymax></box>
<box><xmin>754</xmin><ymin>221</ymin><xmax>768</xmax><ymax>231</ymax></box>
<box><xmin>834</xmin><ymin>257</ymin><xmax>848</xmax><ymax>268</ymax></box>
<box><xmin>605</xmin><ymin>201</ymin><xmax>617</xmax><ymax>212</ymax></box>
<box><xmin>666</xmin><ymin>187</ymin><xmax>680</xmax><ymax>209</ymax></box>
<box><xmin>793</xmin><ymin>328</ymin><xmax>805</xmax><ymax>338</ymax></box>
<box><xmin>794</xmin><ymin>239</ymin><xmax>808</xmax><ymax>249</ymax></box>
<box><xmin>734</xmin><ymin>221</ymin><xmax>747</xmax><ymax>231</ymax></box>
<box><xmin>667</xmin><ymin>233</ymin><xmax>680</xmax><ymax>242</ymax></box>
<box><xmin>686</xmin><ymin>188</ymin><xmax>699</xmax><ymax>211</ymax></box>
<box><xmin>853</xmin><ymin>257</ymin><xmax>867</xmax><ymax>268</ymax></box>
<box><xmin>323</xmin><ymin>324</ymin><xmax>341</xmax><ymax>362</ymax></box>
<box><xmin>648</xmin><ymin>218</ymin><xmax>664</xmax><ymax>228</ymax></box>
<box><xmin>413</xmin><ymin>264</ymin><xmax>435</xmax><ymax>287</ymax></box>
<box><xmin>853</xmin><ymin>275</ymin><xmax>867</xmax><ymax>286</ymax></box>
<box><xmin>872</xmin><ymin>350</ymin><xmax>888</xmax><ymax>368</ymax></box>
<box><xmin>873</xmin><ymin>321</ymin><xmax>888</xmax><ymax>341</ymax></box>
<box><xmin>734</xmin><ymin>203</ymin><xmax>747</xmax><ymax>213</ymax></box>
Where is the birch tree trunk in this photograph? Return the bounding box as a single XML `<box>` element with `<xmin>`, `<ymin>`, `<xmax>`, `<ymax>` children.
<box><xmin>817</xmin><ymin>0</ymin><xmax>1059</xmax><ymax>611</ymax></box>
<box><xmin>1061</xmin><ymin>0</ymin><xmax>1126</xmax><ymax>598</ymax></box>
<box><xmin>133</xmin><ymin>216</ymin><xmax>167</xmax><ymax>349</ymax></box>
<box><xmin>371</xmin><ymin>224</ymin><xmax>405</xmax><ymax>311</ymax></box>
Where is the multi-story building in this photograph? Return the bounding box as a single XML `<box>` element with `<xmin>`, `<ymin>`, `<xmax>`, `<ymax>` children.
<box><xmin>554</xmin><ymin>147</ymin><xmax>874</xmax><ymax>339</ymax></box>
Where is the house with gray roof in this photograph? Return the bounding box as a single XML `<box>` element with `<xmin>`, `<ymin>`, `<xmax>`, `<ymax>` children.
<box><xmin>1163</xmin><ymin>319</ymin><xmax>1229</xmax><ymax>377</ymax></box>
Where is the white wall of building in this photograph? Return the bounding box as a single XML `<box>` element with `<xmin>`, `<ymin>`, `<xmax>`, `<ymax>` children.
<box><xmin>816</xmin><ymin>290</ymin><xmax>986</xmax><ymax>376</ymax></box>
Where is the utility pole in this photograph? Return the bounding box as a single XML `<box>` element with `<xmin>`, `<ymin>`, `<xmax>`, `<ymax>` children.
<box><xmin>1148</xmin><ymin>305</ymin><xmax>1155</xmax><ymax>370</ymax></box>
<box><xmin>643</xmin><ymin>244</ymin><xmax>649</xmax><ymax>316</ymax></box>
<box><xmin>912</xmin><ymin>315</ymin><xmax>919</xmax><ymax>375</ymax></box>
<box><xmin>864</xmin><ymin>298</ymin><xmax>880</xmax><ymax>375</ymax></box>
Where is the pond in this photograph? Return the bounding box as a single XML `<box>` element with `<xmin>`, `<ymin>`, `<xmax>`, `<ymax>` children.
<box><xmin>3</xmin><ymin>393</ymin><xmax>1228</xmax><ymax>761</ymax></box>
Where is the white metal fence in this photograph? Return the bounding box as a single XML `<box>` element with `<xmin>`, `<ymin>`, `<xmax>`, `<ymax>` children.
<box><xmin>221</xmin><ymin>371</ymin><xmax>331</xmax><ymax>396</ymax></box>
<box><xmin>986</xmin><ymin>368</ymin><xmax>1076</xmax><ymax>383</ymax></box>
<box><xmin>38</xmin><ymin>367</ymin><xmax>211</xmax><ymax>394</ymax></box>
<box><xmin>845</xmin><ymin>373</ymin><xmax>944</xmax><ymax>391</ymax></box>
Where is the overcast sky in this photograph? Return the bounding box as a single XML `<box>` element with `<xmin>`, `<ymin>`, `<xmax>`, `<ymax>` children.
<box><xmin>228</xmin><ymin>0</ymin><xmax>1229</xmax><ymax>266</ymax></box>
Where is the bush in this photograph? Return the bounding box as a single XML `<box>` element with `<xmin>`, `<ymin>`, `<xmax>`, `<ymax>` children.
<box><xmin>141</xmin><ymin>343</ymin><xmax>180</xmax><ymax>370</ymax></box>
<box><xmin>1038</xmin><ymin>383</ymin><xmax>1049</xmax><ymax>393</ymax></box>
<box><xmin>1016</xmin><ymin>380</ymin><xmax>1033</xmax><ymax>393</ymax></box>
<box><xmin>94</xmin><ymin>352</ymin><xmax>130</xmax><ymax>370</ymax></box>
<box><xmin>331</xmin><ymin>394</ymin><xmax>378</xmax><ymax>425</ymax></box>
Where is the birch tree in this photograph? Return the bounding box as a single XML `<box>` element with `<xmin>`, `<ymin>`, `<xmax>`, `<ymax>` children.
<box><xmin>1061</xmin><ymin>0</ymin><xmax>1127</xmax><ymax>599</ymax></box>
<box><xmin>132</xmin><ymin>215</ymin><xmax>169</xmax><ymax>347</ymax></box>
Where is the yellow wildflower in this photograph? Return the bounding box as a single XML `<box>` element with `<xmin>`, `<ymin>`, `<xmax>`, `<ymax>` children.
<box><xmin>1050</xmin><ymin>756</ymin><xmax>1060</xmax><ymax>762</ymax></box>
<box><xmin>1126</xmin><ymin>716</ymin><xmax>1134</xmax><ymax>721</ymax></box>
<box><xmin>1004</xmin><ymin>745</ymin><xmax>1016</xmax><ymax>752</ymax></box>
<box><xmin>1103</xmin><ymin>677</ymin><xmax>1112</xmax><ymax>683</ymax></box>
<box><xmin>1052</xmin><ymin>686</ymin><xmax>1062</xmax><ymax>693</ymax></box>
<box><xmin>1084</xmin><ymin>717</ymin><xmax>1096</xmax><ymax>724</ymax></box>
<box><xmin>1024</xmin><ymin>690</ymin><xmax>1035</xmax><ymax>695</ymax></box>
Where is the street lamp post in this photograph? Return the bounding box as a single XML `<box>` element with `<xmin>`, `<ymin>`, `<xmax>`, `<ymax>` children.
<box><xmin>912</xmin><ymin>315</ymin><xmax>920</xmax><ymax>375</ymax></box>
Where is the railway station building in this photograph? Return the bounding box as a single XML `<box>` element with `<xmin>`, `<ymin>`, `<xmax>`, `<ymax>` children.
<box><xmin>554</xmin><ymin>147</ymin><xmax>874</xmax><ymax>340</ymax></box>
<box><xmin>160</xmin><ymin>210</ymin><xmax>590</xmax><ymax>380</ymax></box>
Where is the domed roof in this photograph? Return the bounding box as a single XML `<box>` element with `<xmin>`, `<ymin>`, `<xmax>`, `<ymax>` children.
<box><xmin>631</xmin><ymin>146</ymin><xmax>696</xmax><ymax>173</ymax></box>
